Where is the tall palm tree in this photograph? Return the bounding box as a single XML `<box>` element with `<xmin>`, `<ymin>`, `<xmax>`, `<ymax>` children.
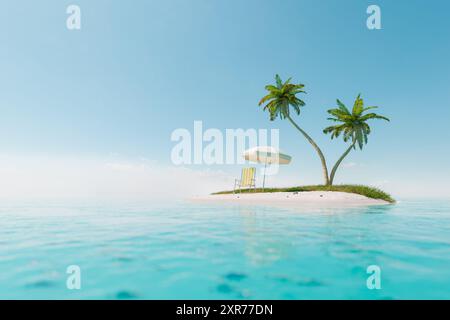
<box><xmin>259</xmin><ymin>74</ymin><xmax>330</xmax><ymax>185</ymax></box>
<box><xmin>323</xmin><ymin>94</ymin><xmax>390</xmax><ymax>185</ymax></box>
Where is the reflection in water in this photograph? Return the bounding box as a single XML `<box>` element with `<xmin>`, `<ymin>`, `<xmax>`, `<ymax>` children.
<box><xmin>237</xmin><ymin>204</ymin><xmax>393</xmax><ymax>266</ymax></box>
<box><xmin>238</xmin><ymin>206</ymin><xmax>292</xmax><ymax>265</ymax></box>
<box><xmin>321</xmin><ymin>205</ymin><xmax>394</xmax><ymax>268</ymax></box>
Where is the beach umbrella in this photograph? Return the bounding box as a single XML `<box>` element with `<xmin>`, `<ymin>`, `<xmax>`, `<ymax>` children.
<box><xmin>243</xmin><ymin>146</ymin><xmax>292</xmax><ymax>189</ymax></box>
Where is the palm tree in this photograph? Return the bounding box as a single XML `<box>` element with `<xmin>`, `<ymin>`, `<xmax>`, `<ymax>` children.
<box><xmin>259</xmin><ymin>74</ymin><xmax>330</xmax><ymax>185</ymax></box>
<box><xmin>323</xmin><ymin>94</ymin><xmax>390</xmax><ymax>185</ymax></box>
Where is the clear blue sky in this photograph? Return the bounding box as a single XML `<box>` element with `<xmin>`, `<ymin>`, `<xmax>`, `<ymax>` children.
<box><xmin>1</xmin><ymin>0</ymin><xmax>449</xmax><ymax>198</ymax></box>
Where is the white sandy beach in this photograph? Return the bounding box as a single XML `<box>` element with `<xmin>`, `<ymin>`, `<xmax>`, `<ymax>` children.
<box><xmin>191</xmin><ymin>191</ymin><xmax>391</xmax><ymax>207</ymax></box>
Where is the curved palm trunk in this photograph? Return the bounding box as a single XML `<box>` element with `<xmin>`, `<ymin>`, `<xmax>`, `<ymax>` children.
<box><xmin>287</xmin><ymin>116</ymin><xmax>329</xmax><ymax>185</ymax></box>
<box><xmin>329</xmin><ymin>141</ymin><xmax>356</xmax><ymax>185</ymax></box>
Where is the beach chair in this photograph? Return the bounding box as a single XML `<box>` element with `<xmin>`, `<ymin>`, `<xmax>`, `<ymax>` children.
<box><xmin>233</xmin><ymin>167</ymin><xmax>256</xmax><ymax>194</ymax></box>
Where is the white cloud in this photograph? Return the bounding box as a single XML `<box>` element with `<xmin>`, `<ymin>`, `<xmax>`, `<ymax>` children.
<box><xmin>341</xmin><ymin>162</ymin><xmax>367</xmax><ymax>169</ymax></box>
<box><xmin>0</xmin><ymin>154</ymin><xmax>447</xmax><ymax>202</ymax></box>
<box><xmin>0</xmin><ymin>154</ymin><xmax>233</xmax><ymax>202</ymax></box>
<box><xmin>342</xmin><ymin>162</ymin><xmax>358</xmax><ymax>168</ymax></box>
<box><xmin>372</xmin><ymin>179</ymin><xmax>390</xmax><ymax>189</ymax></box>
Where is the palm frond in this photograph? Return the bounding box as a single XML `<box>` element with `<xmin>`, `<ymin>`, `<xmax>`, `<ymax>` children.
<box><xmin>258</xmin><ymin>94</ymin><xmax>275</xmax><ymax>106</ymax></box>
<box><xmin>360</xmin><ymin>113</ymin><xmax>390</xmax><ymax>122</ymax></box>
<box><xmin>324</xmin><ymin>94</ymin><xmax>389</xmax><ymax>149</ymax></box>
<box><xmin>362</xmin><ymin>106</ymin><xmax>378</xmax><ymax>113</ymax></box>
<box><xmin>327</xmin><ymin>109</ymin><xmax>354</xmax><ymax>121</ymax></box>
<box><xmin>275</xmin><ymin>74</ymin><xmax>283</xmax><ymax>89</ymax></box>
<box><xmin>259</xmin><ymin>74</ymin><xmax>306</xmax><ymax>121</ymax></box>
<box><xmin>336</xmin><ymin>99</ymin><xmax>350</xmax><ymax>114</ymax></box>
<box><xmin>352</xmin><ymin>94</ymin><xmax>364</xmax><ymax>116</ymax></box>
<box><xmin>264</xmin><ymin>85</ymin><xmax>280</xmax><ymax>93</ymax></box>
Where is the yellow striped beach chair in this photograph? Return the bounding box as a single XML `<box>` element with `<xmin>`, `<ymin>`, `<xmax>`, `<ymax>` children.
<box><xmin>233</xmin><ymin>167</ymin><xmax>256</xmax><ymax>194</ymax></box>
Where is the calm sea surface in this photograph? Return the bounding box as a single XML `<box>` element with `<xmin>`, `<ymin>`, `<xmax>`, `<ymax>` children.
<box><xmin>0</xmin><ymin>200</ymin><xmax>449</xmax><ymax>299</ymax></box>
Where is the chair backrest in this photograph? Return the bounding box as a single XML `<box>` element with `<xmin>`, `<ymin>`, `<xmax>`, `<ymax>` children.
<box><xmin>240</xmin><ymin>167</ymin><xmax>256</xmax><ymax>187</ymax></box>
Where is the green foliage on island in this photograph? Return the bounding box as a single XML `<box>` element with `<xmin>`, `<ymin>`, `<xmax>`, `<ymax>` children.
<box><xmin>213</xmin><ymin>184</ymin><xmax>395</xmax><ymax>203</ymax></box>
<box><xmin>258</xmin><ymin>74</ymin><xmax>390</xmax><ymax>186</ymax></box>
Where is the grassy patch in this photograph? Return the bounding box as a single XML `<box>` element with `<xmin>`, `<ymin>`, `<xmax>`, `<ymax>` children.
<box><xmin>213</xmin><ymin>184</ymin><xmax>395</xmax><ymax>203</ymax></box>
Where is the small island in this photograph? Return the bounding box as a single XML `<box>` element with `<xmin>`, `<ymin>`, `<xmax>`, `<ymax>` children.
<box><xmin>194</xmin><ymin>185</ymin><xmax>394</xmax><ymax>207</ymax></box>
<box><xmin>195</xmin><ymin>75</ymin><xmax>395</xmax><ymax>208</ymax></box>
<box><xmin>200</xmin><ymin>74</ymin><xmax>395</xmax><ymax>207</ymax></box>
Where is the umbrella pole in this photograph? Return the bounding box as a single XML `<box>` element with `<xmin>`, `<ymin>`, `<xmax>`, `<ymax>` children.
<box><xmin>262</xmin><ymin>161</ymin><xmax>267</xmax><ymax>191</ymax></box>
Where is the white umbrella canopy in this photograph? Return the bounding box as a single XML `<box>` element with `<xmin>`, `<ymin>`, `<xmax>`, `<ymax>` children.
<box><xmin>243</xmin><ymin>146</ymin><xmax>292</xmax><ymax>164</ymax></box>
<box><xmin>243</xmin><ymin>146</ymin><xmax>292</xmax><ymax>189</ymax></box>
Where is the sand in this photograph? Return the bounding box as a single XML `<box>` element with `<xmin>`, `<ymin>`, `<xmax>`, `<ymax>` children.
<box><xmin>190</xmin><ymin>191</ymin><xmax>391</xmax><ymax>208</ymax></box>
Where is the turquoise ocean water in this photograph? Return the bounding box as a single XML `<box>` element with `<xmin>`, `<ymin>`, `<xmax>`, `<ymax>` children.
<box><xmin>0</xmin><ymin>200</ymin><xmax>449</xmax><ymax>299</ymax></box>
